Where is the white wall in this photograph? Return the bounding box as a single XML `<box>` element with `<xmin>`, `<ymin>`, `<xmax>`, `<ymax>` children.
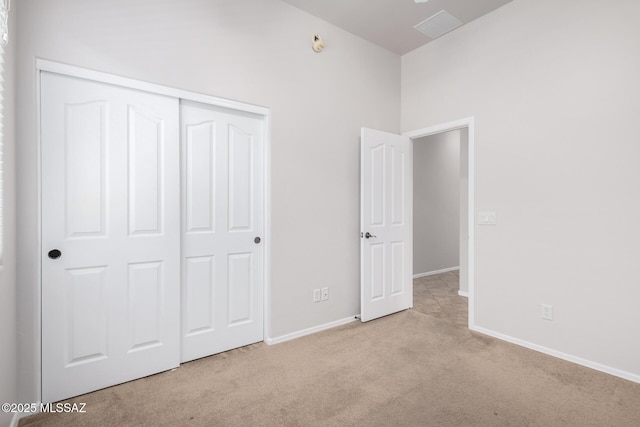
<box><xmin>413</xmin><ymin>130</ymin><xmax>460</xmax><ymax>275</ymax></box>
<box><xmin>403</xmin><ymin>0</ymin><xmax>640</xmax><ymax>379</ymax></box>
<box><xmin>0</xmin><ymin>5</ymin><xmax>17</xmax><ymax>427</ymax></box>
<box><xmin>16</xmin><ymin>0</ymin><xmax>400</xmax><ymax>402</ymax></box>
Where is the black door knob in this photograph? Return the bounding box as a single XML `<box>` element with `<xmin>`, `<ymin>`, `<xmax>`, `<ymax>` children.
<box><xmin>48</xmin><ymin>249</ymin><xmax>62</xmax><ymax>260</ymax></box>
<box><xmin>254</xmin><ymin>237</ymin><xmax>261</xmax><ymax>244</ymax></box>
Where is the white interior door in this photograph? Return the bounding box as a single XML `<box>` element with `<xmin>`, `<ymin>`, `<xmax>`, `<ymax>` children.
<box><xmin>41</xmin><ymin>72</ymin><xmax>181</xmax><ymax>403</ymax></box>
<box><xmin>180</xmin><ymin>100</ymin><xmax>264</xmax><ymax>363</ymax></box>
<box><xmin>360</xmin><ymin>128</ymin><xmax>412</xmax><ymax>322</ymax></box>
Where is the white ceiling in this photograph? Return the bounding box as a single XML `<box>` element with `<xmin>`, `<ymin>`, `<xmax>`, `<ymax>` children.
<box><xmin>281</xmin><ymin>0</ymin><xmax>514</xmax><ymax>55</ymax></box>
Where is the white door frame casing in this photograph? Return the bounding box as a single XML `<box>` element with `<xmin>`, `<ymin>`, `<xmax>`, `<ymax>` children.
<box><xmin>33</xmin><ymin>59</ymin><xmax>272</xmax><ymax>402</ymax></box>
<box><xmin>404</xmin><ymin>117</ymin><xmax>475</xmax><ymax>329</ymax></box>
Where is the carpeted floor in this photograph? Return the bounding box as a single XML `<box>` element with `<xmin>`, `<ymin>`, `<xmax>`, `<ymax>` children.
<box><xmin>20</xmin><ymin>271</ymin><xmax>640</xmax><ymax>426</ymax></box>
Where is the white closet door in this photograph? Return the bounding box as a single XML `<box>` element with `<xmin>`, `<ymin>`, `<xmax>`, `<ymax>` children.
<box><xmin>181</xmin><ymin>100</ymin><xmax>264</xmax><ymax>363</ymax></box>
<box><xmin>41</xmin><ymin>72</ymin><xmax>180</xmax><ymax>403</ymax></box>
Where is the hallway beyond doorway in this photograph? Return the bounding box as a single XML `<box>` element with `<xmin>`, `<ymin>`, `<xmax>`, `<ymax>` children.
<box><xmin>413</xmin><ymin>270</ymin><xmax>467</xmax><ymax>327</ymax></box>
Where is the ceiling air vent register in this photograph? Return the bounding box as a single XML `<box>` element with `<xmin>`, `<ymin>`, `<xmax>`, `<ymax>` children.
<box><xmin>414</xmin><ymin>10</ymin><xmax>463</xmax><ymax>39</ymax></box>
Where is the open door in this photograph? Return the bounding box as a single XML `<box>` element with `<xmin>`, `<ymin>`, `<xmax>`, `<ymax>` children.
<box><xmin>360</xmin><ymin>128</ymin><xmax>412</xmax><ymax>322</ymax></box>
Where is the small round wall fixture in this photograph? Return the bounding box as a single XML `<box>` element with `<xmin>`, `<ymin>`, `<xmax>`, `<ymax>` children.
<box><xmin>312</xmin><ymin>34</ymin><xmax>325</xmax><ymax>52</ymax></box>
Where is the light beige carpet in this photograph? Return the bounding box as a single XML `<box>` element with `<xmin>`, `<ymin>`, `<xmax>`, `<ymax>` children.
<box><xmin>21</xmin><ymin>274</ymin><xmax>640</xmax><ymax>426</ymax></box>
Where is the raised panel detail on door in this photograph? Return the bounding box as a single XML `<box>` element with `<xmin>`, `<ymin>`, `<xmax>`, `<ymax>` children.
<box><xmin>228</xmin><ymin>125</ymin><xmax>253</xmax><ymax>232</ymax></box>
<box><xmin>370</xmin><ymin>144</ymin><xmax>385</xmax><ymax>227</ymax></box>
<box><xmin>186</xmin><ymin>122</ymin><xmax>216</xmax><ymax>233</ymax></box>
<box><xmin>181</xmin><ymin>100</ymin><xmax>264</xmax><ymax>363</ymax></box>
<box><xmin>66</xmin><ymin>266</ymin><xmax>108</xmax><ymax>366</ymax></box>
<box><xmin>128</xmin><ymin>106</ymin><xmax>163</xmax><ymax>235</ymax></box>
<box><xmin>128</xmin><ymin>262</ymin><xmax>163</xmax><ymax>352</ymax></box>
<box><xmin>228</xmin><ymin>253</ymin><xmax>252</xmax><ymax>326</ymax></box>
<box><xmin>185</xmin><ymin>256</ymin><xmax>216</xmax><ymax>335</ymax></box>
<box><xmin>391</xmin><ymin>242</ymin><xmax>404</xmax><ymax>295</ymax></box>
<box><xmin>65</xmin><ymin>101</ymin><xmax>106</xmax><ymax>238</ymax></box>
<box><xmin>370</xmin><ymin>244</ymin><xmax>385</xmax><ymax>300</ymax></box>
<box><xmin>391</xmin><ymin>147</ymin><xmax>405</xmax><ymax>226</ymax></box>
<box><xmin>42</xmin><ymin>71</ymin><xmax>180</xmax><ymax>403</ymax></box>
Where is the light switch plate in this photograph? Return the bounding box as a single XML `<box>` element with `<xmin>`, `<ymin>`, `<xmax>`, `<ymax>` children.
<box><xmin>478</xmin><ymin>211</ymin><xmax>497</xmax><ymax>225</ymax></box>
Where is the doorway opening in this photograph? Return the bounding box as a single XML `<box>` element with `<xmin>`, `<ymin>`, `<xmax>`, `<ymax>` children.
<box><xmin>405</xmin><ymin>118</ymin><xmax>475</xmax><ymax>328</ymax></box>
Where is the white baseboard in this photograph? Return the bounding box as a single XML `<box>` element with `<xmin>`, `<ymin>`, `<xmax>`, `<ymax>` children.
<box><xmin>471</xmin><ymin>325</ymin><xmax>640</xmax><ymax>384</ymax></box>
<box><xmin>9</xmin><ymin>402</ymin><xmax>43</xmax><ymax>427</ymax></box>
<box><xmin>458</xmin><ymin>290</ymin><xmax>469</xmax><ymax>297</ymax></box>
<box><xmin>413</xmin><ymin>266</ymin><xmax>459</xmax><ymax>279</ymax></box>
<box><xmin>265</xmin><ymin>316</ymin><xmax>357</xmax><ymax>345</ymax></box>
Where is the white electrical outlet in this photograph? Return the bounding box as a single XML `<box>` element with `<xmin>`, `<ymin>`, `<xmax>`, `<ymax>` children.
<box><xmin>541</xmin><ymin>304</ymin><xmax>553</xmax><ymax>320</ymax></box>
<box><xmin>321</xmin><ymin>287</ymin><xmax>329</xmax><ymax>301</ymax></box>
<box><xmin>313</xmin><ymin>289</ymin><xmax>321</xmax><ymax>303</ymax></box>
